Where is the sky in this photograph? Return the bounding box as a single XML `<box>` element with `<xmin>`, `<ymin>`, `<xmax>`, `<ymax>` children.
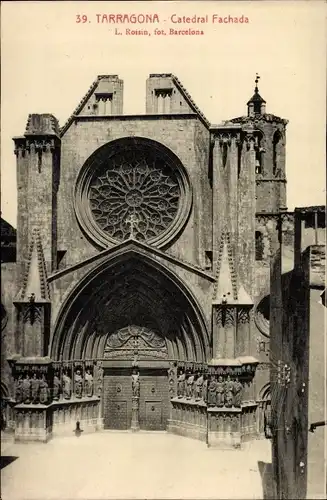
<box><xmin>1</xmin><ymin>0</ymin><xmax>326</xmax><ymax>227</ymax></box>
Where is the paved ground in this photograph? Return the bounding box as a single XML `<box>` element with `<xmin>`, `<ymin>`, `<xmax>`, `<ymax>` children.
<box><xmin>1</xmin><ymin>431</ymin><xmax>272</xmax><ymax>500</ymax></box>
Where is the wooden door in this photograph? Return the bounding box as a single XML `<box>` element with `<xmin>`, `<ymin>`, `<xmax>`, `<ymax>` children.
<box><xmin>270</xmin><ymin>242</ymin><xmax>310</xmax><ymax>499</ymax></box>
<box><xmin>103</xmin><ymin>369</ymin><xmax>132</xmax><ymax>430</ymax></box>
<box><xmin>139</xmin><ymin>369</ymin><xmax>169</xmax><ymax>431</ymax></box>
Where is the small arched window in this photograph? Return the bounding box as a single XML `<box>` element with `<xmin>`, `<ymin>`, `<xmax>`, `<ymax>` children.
<box><xmin>255</xmin><ymin>231</ymin><xmax>264</xmax><ymax>261</ymax></box>
<box><xmin>254</xmin><ymin>132</ymin><xmax>264</xmax><ymax>174</ymax></box>
<box><xmin>273</xmin><ymin>131</ymin><xmax>282</xmax><ymax>175</ymax></box>
<box><xmin>222</xmin><ymin>142</ymin><xmax>228</xmax><ymax>168</ymax></box>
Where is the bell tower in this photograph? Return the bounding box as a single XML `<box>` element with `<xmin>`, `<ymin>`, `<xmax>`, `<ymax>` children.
<box><xmin>231</xmin><ymin>74</ymin><xmax>288</xmax><ymax>213</ymax></box>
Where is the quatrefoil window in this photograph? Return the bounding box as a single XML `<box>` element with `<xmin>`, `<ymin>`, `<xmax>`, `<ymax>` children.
<box><xmin>75</xmin><ymin>138</ymin><xmax>192</xmax><ymax>249</ymax></box>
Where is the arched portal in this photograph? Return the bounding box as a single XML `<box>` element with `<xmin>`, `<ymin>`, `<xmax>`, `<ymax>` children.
<box><xmin>51</xmin><ymin>249</ymin><xmax>209</xmax><ymax>430</ymax></box>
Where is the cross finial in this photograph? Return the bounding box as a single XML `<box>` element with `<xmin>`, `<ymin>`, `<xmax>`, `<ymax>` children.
<box><xmin>255</xmin><ymin>73</ymin><xmax>260</xmax><ymax>92</ymax></box>
<box><xmin>126</xmin><ymin>213</ymin><xmax>139</xmax><ymax>239</ymax></box>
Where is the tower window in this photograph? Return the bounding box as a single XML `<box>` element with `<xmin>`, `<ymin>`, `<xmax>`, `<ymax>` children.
<box><xmin>254</xmin><ymin>132</ymin><xmax>264</xmax><ymax>174</ymax></box>
<box><xmin>273</xmin><ymin>131</ymin><xmax>281</xmax><ymax>175</ymax></box>
<box><xmin>95</xmin><ymin>93</ymin><xmax>113</xmax><ymax>115</ymax></box>
<box><xmin>255</xmin><ymin>150</ymin><xmax>262</xmax><ymax>174</ymax></box>
<box><xmin>222</xmin><ymin>143</ymin><xmax>228</xmax><ymax>168</ymax></box>
<box><xmin>255</xmin><ymin>231</ymin><xmax>264</xmax><ymax>261</ymax></box>
<box><xmin>155</xmin><ymin>89</ymin><xmax>172</xmax><ymax>113</ymax></box>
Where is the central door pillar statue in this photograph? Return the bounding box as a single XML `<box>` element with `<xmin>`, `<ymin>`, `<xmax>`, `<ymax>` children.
<box><xmin>131</xmin><ymin>367</ymin><xmax>140</xmax><ymax>432</ymax></box>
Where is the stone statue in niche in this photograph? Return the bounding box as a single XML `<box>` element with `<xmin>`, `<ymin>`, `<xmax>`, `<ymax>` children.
<box><xmin>31</xmin><ymin>373</ymin><xmax>40</xmax><ymax>404</ymax></box>
<box><xmin>216</xmin><ymin>376</ymin><xmax>225</xmax><ymax>407</ymax></box>
<box><xmin>195</xmin><ymin>372</ymin><xmax>204</xmax><ymax>401</ymax></box>
<box><xmin>233</xmin><ymin>379</ymin><xmax>243</xmax><ymax>407</ymax></box>
<box><xmin>186</xmin><ymin>372</ymin><xmax>195</xmax><ymax>399</ymax></box>
<box><xmin>177</xmin><ymin>370</ymin><xmax>186</xmax><ymax>398</ymax></box>
<box><xmin>224</xmin><ymin>375</ymin><xmax>234</xmax><ymax>408</ymax></box>
<box><xmin>53</xmin><ymin>372</ymin><xmax>61</xmax><ymax>401</ymax></box>
<box><xmin>22</xmin><ymin>373</ymin><xmax>31</xmax><ymax>404</ymax></box>
<box><xmin>84</xmin><ymin>369</ymin><xmax>94</xmax><ymax>397</ymax></box>
<box><xmin>131</xmin><ymin>369</ymin><xmax>140</xmax><ymax>397</ymax></box>
<box><xmin>15</xmin><ymin>375</ymin><xmax>23</xmax><ymax>404</ymax></box>
<box><xmin>39</xmin><ymin>375</ymin><xmax>49</xmax><ymax>404</ymax></box>
<box><xmin>74</xmin><ymin>370</ymin><xmax>83</xmax><ymax>398</ymax></box>
<box><xmin>63</xmin><ymin>372</ymin><xmax>72</xmax><ymax>399</ymax></box>
<box><xmin>207</xmin><ymin>376</ymin><xmax>217</xmax><ymax>406</ymax></box>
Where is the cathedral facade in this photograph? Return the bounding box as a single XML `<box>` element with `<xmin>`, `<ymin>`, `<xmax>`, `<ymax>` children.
<box><xmin>1</xmin><ymin>73</ymin><xmax>288</xmax><ymax>447</ymax></box>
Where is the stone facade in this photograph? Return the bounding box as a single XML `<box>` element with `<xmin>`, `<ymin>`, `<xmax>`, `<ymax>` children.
<box><xmin>1</xmin><ymin>73</ymin><xmax>289</xmax><ymax>446</ymax></box>
<box><xmin>269</xmin><ymin>206</ymin><xmax>326</xmax><ymax>498</ymax></box>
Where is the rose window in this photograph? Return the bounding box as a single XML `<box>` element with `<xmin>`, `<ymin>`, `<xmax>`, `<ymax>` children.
<box><xmin>75</xmin><ymin>138</ymin><xmax>191</xmax><ymax>248</ymax></box>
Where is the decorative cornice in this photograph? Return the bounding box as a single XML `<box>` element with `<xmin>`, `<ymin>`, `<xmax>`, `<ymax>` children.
<box><xmin>227</xmin><ymin>114</ymin><xmax>288</xmax><ymax>126</ymax></box>
<box><xmin>13</xmin><ymin>137</ymin><xmax>60</xmax><ymax>156</ymax></box>
<box><xmin>256</xmin><ymin>178</ymin><xmax>287</xmax><ymax>184</ymax></box>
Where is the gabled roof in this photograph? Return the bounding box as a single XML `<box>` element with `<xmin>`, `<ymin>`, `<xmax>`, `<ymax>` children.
<box><xmin>59</xmin><ymin>73</ymin><xmax>211</xmax><ymax>136</ymax></box>
<box><xmin>48</xmin><ymin>237</ymin><xmax>215</xmax><ymax>284</ymax></box>
<box><xmin>59</xmin><ymin>75</ymin><xmax>112</xmax><ymax>137</ymax></box>
<box><xmin>247</xmin><ymin>90</ymin><xmax>266</xmax><ymax>105</ymax></box>
<box><xmin>171</xmin><ymin>74</ymin><xmax>210</xmax><ymax>127</ymax></box>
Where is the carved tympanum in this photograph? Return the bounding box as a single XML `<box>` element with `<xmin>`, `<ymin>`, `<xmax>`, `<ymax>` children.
<box><xmin>104</xmin><ymin>325</ymin><xmax>168</xmax><ymax>360</ymax></box>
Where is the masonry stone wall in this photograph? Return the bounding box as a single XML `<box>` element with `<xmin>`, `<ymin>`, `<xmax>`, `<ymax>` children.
<box><xmin>1</xmin><ymin>262</ymin><xmax>17</xmax><ymax>394</ymax></box>
<box><xmin>307</xmin><ymin>287</ymin><xmax>326</xmax><ymax>498</ymax></box>
<box><xmin>57</xmin><ymin>116</ymin><xmax>211</xmax><ymax>270</ymax></box>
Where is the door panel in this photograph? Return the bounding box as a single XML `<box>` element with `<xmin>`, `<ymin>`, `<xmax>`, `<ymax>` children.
<box><xmin>139</xmin><ymin>369</ymin><xmax>169</xmax><ymax>430</ymax></box>
<box><xmin>110</xmin><ymin>401</ymin><xmax>128</xmax><ymax>430</ymax></box>
<box><xmin>145</xmin><ymin>401</ymin><xmax>163</xmax><ymax>430</ymax></box>
<box><xmin>103</xmin><ymin>369</ymin><xmax>132</xmax><ymax>430</ymax></box>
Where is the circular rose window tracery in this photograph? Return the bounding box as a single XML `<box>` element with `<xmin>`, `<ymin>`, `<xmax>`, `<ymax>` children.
<box><xmin>75</xmin><ymin>138</ymin><xmax>192</xmax><ymax>248</ymax></box>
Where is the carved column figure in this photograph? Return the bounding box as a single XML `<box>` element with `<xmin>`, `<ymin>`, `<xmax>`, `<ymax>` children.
<box><xmin>22</xmin><ymin>372</ymin><xmax>31</xmax><ymax>404</ymax></box>
<box><xmin>39</xmin><ymin>375</ymin><xmax>49</xmax><ymax>404</ymax></box>
<box><xmin>195</xmin><ymin>372</ymin><xmax>204</xmax><ymax>401</ymax></box>
<box><xmin>15</xmin><ymin>375</ymin><xmax>24</xmax><ymax>404</ymax></box>
<box><xmin>62</xmin><ymin>371</ymin><xmax>72</xmax><ymax>400</ymax></box>
<box><xmin>74</xmin><ymin>369</ymin><xmax>83</xmax><ymax>398</ymax></box>
<box><xmin>186</xmin><ymin>372</ymin><xmax>195</xmax><ymax>399</ymax></box>
<box><xmin>207</xmin><ymin>376</ymin><xmax>217</xmax><ymax>407</ymax></box>
<box><xmin>131</xmin><ymin>370</ymin><xmax>140</xmax><ymax>397</ymax></box>
<box><xmin>224</xmin><ymin>375</ymin><xmax>234</xmax><ymax>408</ymax></box>
<box><xmin>84</xmin><ymin>368</ymin><xmax>94</xmax><ymax>397</ymax></box>
<box><xmin>168</xmin><ymin>363</ymin><xmax>177</xmax><ymax>399</ymax></box>
<box><xmin>53</xmin><ymin>371</ymin><xmax>61</xmax><ymax>401</ymax></box>
<box><xmin>233</xmin><ymin>378</ymin><xmax>243</xmax><ymax>407</ymax></box>
<box><xmin>96</xmin><ymin>361</ymin><xmax>104</xmax><ymax>397</ymax></box>
<box><xmin>177</xmin><ymin>369</ymin><xmax>186</xmax><ymax>398</ymax></box>
<box><xmin>202</xmin><ymin>374</ymin><xmax>208</xmax><ymax>403</ymax></box>
<box><xmin>30</xmin><ymin>372</ymin><xmax>40</xmax><ymax>404</ymax></box>
<box><xmin>131</xmin><ymin>368</ymin><xmax>140</xmax><ymax>431</ymax></box>
<box><xmin>216</xmin><ymin>376</ymin><xmax>225</xmax><ymax>407</ymax></box>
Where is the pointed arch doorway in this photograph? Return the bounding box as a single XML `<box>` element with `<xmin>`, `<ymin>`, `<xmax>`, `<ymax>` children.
<box><xmin>51</xmin><ymin>249</ymin><xmax>210</xmax><ymax>433</ymax></box>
